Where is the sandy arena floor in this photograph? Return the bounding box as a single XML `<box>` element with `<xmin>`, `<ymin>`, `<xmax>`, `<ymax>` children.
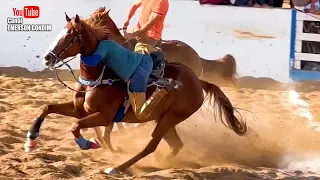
<box><xmin>1</xmin><ymin>67</ymin><xmax>320</xmax><ymax>179</ymax></box>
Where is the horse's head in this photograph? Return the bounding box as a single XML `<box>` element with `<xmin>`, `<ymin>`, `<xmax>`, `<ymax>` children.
<box><xmin>42</xmin><ymin>12</ymin><xmax>110</xmax><ymax>68</ymax></box>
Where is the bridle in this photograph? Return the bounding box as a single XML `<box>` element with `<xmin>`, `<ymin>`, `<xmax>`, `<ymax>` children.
<box><xmin>48</xmin><ymin>26</ymin><xmax>83</xmax><ymax>70</ymax></box>
<box><xmin>47</xmin><ymin>25</ymin><xmax>111</xmax><ymax>93</ymax></box>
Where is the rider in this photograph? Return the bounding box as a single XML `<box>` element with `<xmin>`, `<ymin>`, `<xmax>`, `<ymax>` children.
<box><xmin>123</xmin><ymin>0</ymin><xmax>169</xmax><ymax>54</ymax></box>
<box><xmin>81</xmin><ymin>40</ymin><xmax>179</xmax><ymax>121</ymax></box>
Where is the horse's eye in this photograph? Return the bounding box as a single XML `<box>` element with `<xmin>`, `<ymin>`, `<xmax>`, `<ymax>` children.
<box><xmin>66</xmin><ymin>34</ymin><xmax>72</xmax><ymax>41</ymax></box>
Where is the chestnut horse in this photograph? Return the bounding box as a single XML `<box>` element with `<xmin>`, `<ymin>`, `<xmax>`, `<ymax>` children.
<box><xmin>24</xmin><ymin>12</ymin><xmax>247</xmax><ymax>174</ymax></box>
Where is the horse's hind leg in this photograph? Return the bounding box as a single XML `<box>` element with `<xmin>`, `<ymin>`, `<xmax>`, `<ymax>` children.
<box><xmin>25</xmin><ymin>101</ymin><xmax>84</xmax><ymax>151</ymax></box>
<box><xmin>102</xmin><ymin>124</ymin><xmax>117</xmax><ymax>152</ymax></box>
<box><xmin>92</xmin><ymin>123</ymin><xmax>124</xmax><ymax>152</ymax></box>
<box><xmin>163</xmin><ymin>126</ymin><xmax>183</xmax><ymax>158</ymax></box>
<box><xmin>104</xmin><ymin>113</ymin><xmax>180</xmax><ymax>174</ymax></box>
<box><xmin>102</xmin><ymin>124</ymin><xmax>122</xmax><ymax>153</ymax></box>
<box><xmin>93</xmin><ymin>127</ymin><xmax>112</xmax><ymax>151</ymax></box>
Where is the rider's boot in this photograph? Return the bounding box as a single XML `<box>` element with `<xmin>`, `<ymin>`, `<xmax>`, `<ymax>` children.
<box><xmin>128</xmin><ymin>90</ymin><xmax>166</xmax><ymax>121</ymax></box>
<box><xmin>128</xmin><ymin>79</ymin><xmax>181</xmax><ymax>121</ymax></box>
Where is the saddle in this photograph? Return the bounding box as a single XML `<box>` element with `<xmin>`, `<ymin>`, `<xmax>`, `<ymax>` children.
<box><xmin>124</xmin><ymin>39</ymin><xmax>175</xmax><ymax>88</ymax></box>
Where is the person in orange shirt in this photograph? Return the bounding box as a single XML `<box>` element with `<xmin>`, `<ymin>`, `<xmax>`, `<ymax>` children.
<box><xmin>123</xmin><ymin>0</ymin><xmax>169</xmax><ymax>54</ymax></box>
<box><xmin>122</xmin><ymin>0</ymin><xmax>174</xmax><ymax>126</ymax></box>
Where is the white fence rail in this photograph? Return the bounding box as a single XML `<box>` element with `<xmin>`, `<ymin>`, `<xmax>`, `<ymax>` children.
<box><xmin>294</xmin><ymin>12</ymin><xmax>320</xmax><ymax>69</ymax></box>
<box><xmin>289</xmin><ymin>10</ymin><xmax>320</xmax><ymax>81</ymax></box>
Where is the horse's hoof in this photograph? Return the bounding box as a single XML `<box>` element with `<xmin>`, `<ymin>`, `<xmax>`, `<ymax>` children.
<box><xmin>24</xmin><ymin>139</ymin><xmax>37</xmax><ymax>153</ymax></box>
<box><xmin>89</xmin><ymin>138</ymin><xmax>101</xmax><ymax>149</ymax></box>
<box><xmin>112</xmin><ymin>146</ymin><xmax>125</xmax><ymax>154</ymax></box>
<box><xmin>104</xmin><ymin>167</ymin><xmax>118</xmax><ymax>175</ymax></box>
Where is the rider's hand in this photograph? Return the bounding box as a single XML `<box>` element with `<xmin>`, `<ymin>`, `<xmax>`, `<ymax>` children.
<box><xmin>123</xmin><ymin>20</ymin><xmax>130</xmax><ymax>30</ymax></box>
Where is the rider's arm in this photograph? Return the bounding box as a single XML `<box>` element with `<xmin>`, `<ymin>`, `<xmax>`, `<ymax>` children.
<box><xmin>134</xmin><ymin>0</ymin><xmax>168</xmax><ymax>36</ymax></box>
<box><xmin>80</xmin><ymin>41</ymin><xmax>110</xmax><ymax>65</ymax></box>
<box><xmin>135</xmin><ymin>13</ymin><xmax>161</xmax><ymax>36</ymax></box>
<box><xmin>125</xmin><ymin>0</ymin><xmax>142</xmax><ymax>22</ymax></box>
<box><xmin>90</xmin><ymin>40</ymin><xmax>111</xmax><ymax>60</ymax></box>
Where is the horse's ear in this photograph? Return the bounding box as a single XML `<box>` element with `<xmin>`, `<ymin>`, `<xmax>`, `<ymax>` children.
<box><xmin>107</xmin><ymin>9</ymin><xmax>111</xmax><ymax>14</ymax></box>
<box><xmin>100</xmin><ymin>6</ymin><xmax>106</xmax><ymax>12</ymax></box>
<box><xmin>65</xmin><ymin>12</ymin><xmax>71</xmax><ymax>22</ymax></box>
<box><xmin>75</xmin><ymin>14</ymin><xmax>81</xmax><ymax>23</ymax></box>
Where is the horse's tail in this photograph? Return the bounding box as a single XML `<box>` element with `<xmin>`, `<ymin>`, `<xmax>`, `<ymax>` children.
<box><xmin>201</xmin><ymin>54</ymin><xmax>237</xmax><ymax>85</ymax></box>
<box><xmin>201</xmin><ymin>80</ymin><xmax>247</xmax><ymax>136</ymax></box>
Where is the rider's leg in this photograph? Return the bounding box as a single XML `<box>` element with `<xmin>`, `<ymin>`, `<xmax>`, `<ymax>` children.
<box><xmin>128</xmin><ymin>55</ymin><xmax>168</xmax><ymax>121</ymax></box>
<box><xmin>155</xmin><ymin>38</ymin><xmax>163</xmax><ymax>49</ymax></box>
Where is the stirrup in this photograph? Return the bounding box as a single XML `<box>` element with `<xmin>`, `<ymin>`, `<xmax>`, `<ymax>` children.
<box><xmin>148</xmin><ymin>78</ymin><xmax>182</xmax><ymax>89</ymax></box>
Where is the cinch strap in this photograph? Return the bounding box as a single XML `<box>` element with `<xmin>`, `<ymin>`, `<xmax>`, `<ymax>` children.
<box><xmin>78</xmin><ymin>76</ymin><xmax>120</xmax><ymax>87</ymax></box>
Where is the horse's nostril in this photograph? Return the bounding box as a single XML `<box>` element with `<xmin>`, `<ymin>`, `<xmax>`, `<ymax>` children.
<box><xmin>44</xmin><ymin>54</ymin><xmax>52</xmax><ymax>61</ymax></box>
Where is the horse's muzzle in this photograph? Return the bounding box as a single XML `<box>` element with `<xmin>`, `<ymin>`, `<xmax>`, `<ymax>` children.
<box><xmin>44</xmin><ymin>53</ymin><xmax>53</xmax><ymax>61</ymax></box>
<box><xmin>42</xmin><ymin>52</ymin><xmax>56</xmax><ymax>67</ymax></box>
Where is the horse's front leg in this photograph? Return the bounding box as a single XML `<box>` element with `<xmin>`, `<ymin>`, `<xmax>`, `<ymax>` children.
<box><xmin>24</xmin><ymin>101</ymin><xmax>84</xmax><ymax>152</ymax></box>
<box><xmin>71</xmin><ymin>112</ymin><xmax>112</xmax><ymax>151</ymax></box>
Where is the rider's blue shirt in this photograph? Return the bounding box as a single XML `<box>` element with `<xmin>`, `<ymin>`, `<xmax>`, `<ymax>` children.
<box><xmin>81</xmin><ymin>40</ymin><xmax>145</xmax><ymax>81</ymax></box>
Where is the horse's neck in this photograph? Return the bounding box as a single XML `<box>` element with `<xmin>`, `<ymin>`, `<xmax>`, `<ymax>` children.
<box><xmin>103</xmin><ymin>18</ymin><xmax>126</xmax><ymax>44</ymax></box>
<box><xmin>80</xmin><ymin>62</ymin><xmax>104</xmax><ymax>80</ymax></box>
<box><xmin>108</xmin><ymin>33</ymin><xmax>126</xmax><ymax>44</ymax></box>
<box><xmin>80</xmin><ymin>62</ymin><xmax>119</xmax><ymax>80</ymax></box>
<box><xmin>82</xmin><ymin>28</ymin><xmax>100</xmax><ymax>55</ymax></box>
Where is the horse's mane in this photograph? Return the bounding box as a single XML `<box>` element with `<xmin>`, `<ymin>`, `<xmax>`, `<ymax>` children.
<box><xmin>84</xmin><ymin>7</ymin><xmax>122</xmax><ymax>38</ymax></box>
<box><xmin>71</xmin><ymin>9</ymin><xmax>112</xmax><ymax>41</ymax></box>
